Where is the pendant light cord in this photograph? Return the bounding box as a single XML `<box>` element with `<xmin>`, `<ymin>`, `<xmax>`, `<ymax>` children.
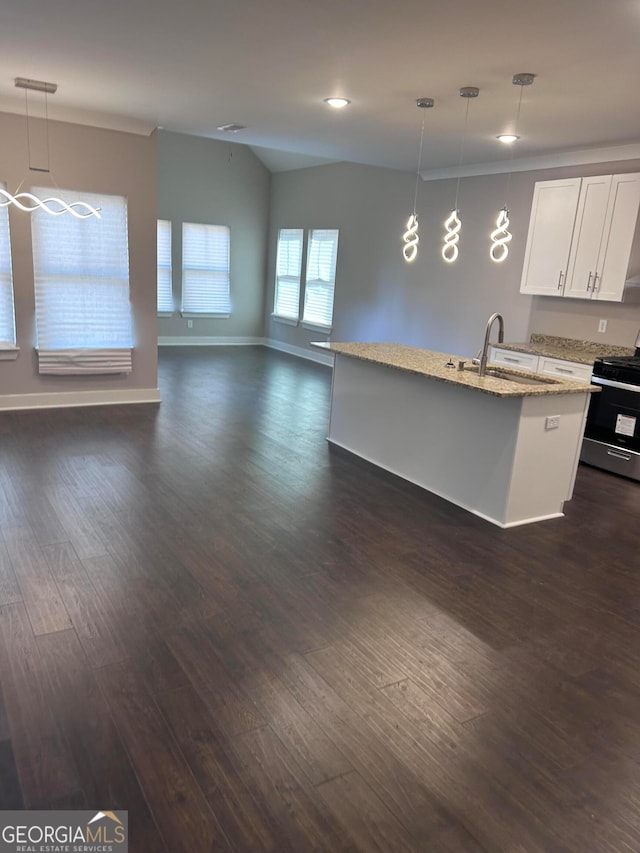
<box><xmin>453</xmin><ymin>96</ymin><xmax>471</xmax><ymax>211</ymax></box>
<box><xmin>505</xmin><ymin>83</ymin><xmax>525</xmax><ymax>202</ymax></box>
<box><xmin>25</xmin><ymin>88</ymin><xmax>33</xmax><ymax>171</ymax></box>
<box><xmin>412</xmin><ymin>112</ymin><xmax>426</xmax><ymax>216</ymax></box>
<box><xmin>24</xmin><ymin>87</ymin><xmax>52</xmax><ymax>174</ymax></box>
<box><xmin>44</xmin><ymin>89</ymin><xmax>51</xmax><ymax>174</ymax></box>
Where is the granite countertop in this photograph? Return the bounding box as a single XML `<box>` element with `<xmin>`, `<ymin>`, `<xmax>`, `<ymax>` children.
<box><xmin>311</xmin><ymin>342</ymin><xmax>599</xmax><ymax>398</ymax></box>
<box><xmin>497</xmin><ymin>333</ymin><xmax>635</xmax><ymax>365</ymax></box>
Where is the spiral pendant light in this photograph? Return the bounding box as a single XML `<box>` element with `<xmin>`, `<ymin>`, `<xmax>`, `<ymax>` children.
<box><xmin>489</xmin><ymin>207</ymin><xmax>512</xmax><ymax>262</ymax></box>
<box><xmin>489</xmin><ymin>73</ymin><xmax>534</xmax><ymax>263</ymax></box>
<box><xmin>402</xmin><ymin>98</ymin><xmax>434</xmax><ymax>263</ymax></box>
<box><xmin>442</xmin><ymin>86</ymin><xmax>478</xmax><ymax>264</ymax></box>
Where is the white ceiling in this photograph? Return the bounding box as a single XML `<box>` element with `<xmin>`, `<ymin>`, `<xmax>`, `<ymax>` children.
<box><xmin>1</xmin><ymin>0</ymin><xmax>639</xmax><ymax>174</ymax></box>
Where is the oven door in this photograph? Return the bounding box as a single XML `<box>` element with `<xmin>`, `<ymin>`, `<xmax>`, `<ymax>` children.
<box><xmin>584</xmin><ymin>377</ymin><xmax>640</xmax><ymax>452</ymax></box>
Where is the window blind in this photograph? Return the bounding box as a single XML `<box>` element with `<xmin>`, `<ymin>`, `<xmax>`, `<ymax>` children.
<box><xmin>0</xmin><ymin>185</ymin><xmax>16</xmax><ymax>347</ymax></box>
<box><xmin>31</xmin><ymin>187</ymin><xmax>133</xmax><ymax>374</ymax></box>
<box><xmin>274</xmin><ymin>228</ymin><xmax>303</xmax><ymax>320</ymax></box>
<box><xmin>182</xmin><ymin>223</ymin><xmax>231</xmax><ymax>316</ymax></box>
<box><xmin>157</xmin><ymin>219</ymin><xmax>173</xmax><ymax>314</ymax></box>
<box><xmin>303</xmin><ymin>229</ymin><xmax>339</xmax><ymax>328</ymax></box>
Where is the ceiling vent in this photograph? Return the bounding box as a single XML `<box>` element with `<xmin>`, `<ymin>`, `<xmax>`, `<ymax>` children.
<box><xmin>217</xmin><ymin>123</ymin><xmax>246</xmax><ymax>133</ymax></box>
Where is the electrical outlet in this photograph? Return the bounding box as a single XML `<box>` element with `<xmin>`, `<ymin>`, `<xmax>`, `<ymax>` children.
<box><xmin>545</xmin><ymin>415</ymin><xmax>560</xmax><ymax>430</ymax></box>
<box><xmin>187</xmin><ymin>319</ymin><xmax>193</xmax><ymax>329</ymax></box>
<box><xmin>598</xmin><ymin>319</ymin><xmax>607</xmax><ymax>333</ymax></box>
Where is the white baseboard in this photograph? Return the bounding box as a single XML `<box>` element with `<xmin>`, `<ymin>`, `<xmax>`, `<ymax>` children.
<box><xmin>0</xmin><ymin>388</ymin><xmax>161</xmax><ymax>412</ymax></box>
<box><xmin>264</xmin><ymin>338</ymin><xmax>334</xmax><ymax>366</ymax></box>
<box><xmin>158</xmin><ymin>336</ymin><xmax>265</xmax><ymax>346</ymax></box>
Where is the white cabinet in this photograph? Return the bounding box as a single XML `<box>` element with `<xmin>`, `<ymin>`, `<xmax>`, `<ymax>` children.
<box><xmin>563</xmin><ymin>175</ymin><xmax>613</xmax><ymax>299</ymax></box>
<box><xmin>593</xmin><ymin>174</ymin><xmax>640</xmax><ymax>302</ymax></box>
<box><xmin>520</xmin><ymin>179</ymin><xmax>581</xmax><ymax>296</ymax></box>
<box><xmin>488</xmin><ymin>347</ymin><xmax>592</xmax><ymax>384</ymax></box>
<box><xmin>520</xmin><ymin>173</ymin><xmax>640</xmax><ymax>302</ymax></box>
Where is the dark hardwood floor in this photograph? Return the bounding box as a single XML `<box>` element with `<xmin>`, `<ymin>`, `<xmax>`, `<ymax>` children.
<box><xmin>1</xmin><ymin>345</ymin><xmax>640</xmax><ymax>851</ymax></box>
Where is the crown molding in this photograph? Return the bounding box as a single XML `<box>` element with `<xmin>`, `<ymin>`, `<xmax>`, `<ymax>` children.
<box><xmin>420</xmin><ymin>142</ymin><xmax>640</xmax><ymax>181</ymax></box>
<box><xmin>0</xmin><ymin>96</ymin><xmax>156</xmax><ymax>137</ymax></box>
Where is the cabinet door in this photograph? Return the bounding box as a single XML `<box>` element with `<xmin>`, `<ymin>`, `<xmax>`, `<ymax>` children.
<box><xmin>594</xmin><ymin>173</ymin><xmax>640</xmax><ymax>302</ymax></box>
<box><xmin>520</xmin><ymin>178</ymin><xmax>581</xmax><ymax>296</ymax></box>
<box><xmin>564</xmin><ymin>175</ymin><xmax>611</xmax><ymax>299</ymax></box>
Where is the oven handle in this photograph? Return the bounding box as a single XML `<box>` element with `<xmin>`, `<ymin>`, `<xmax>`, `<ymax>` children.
<box><xmin>607</xmin><ymin>449</ymin><xmax>632</xmax><ymax>461</ymax></box>
<box><xmin>591</xmin><ymin>376</ymin><xmax>640</xmax><ymax>393</ymax></box>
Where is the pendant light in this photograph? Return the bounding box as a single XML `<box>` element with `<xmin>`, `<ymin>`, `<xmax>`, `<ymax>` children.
<box><xmin>442</xmin><ymin>86</ymin><xmax>479</xmax><ymax>263</ymax></box>
<box><xmin>489</xmin><ymin>73</ymin><xmax>535</xmax><ymax>263</ymax></box>
<box><xmin>0</xmin><ymin>78</ymin><xmax>101</xmax><ymax>219</ymax></box>
<box><xmin>402</xmin><ymin>97</ymin><xmax>434</xmax><ymax>263</ymax></box>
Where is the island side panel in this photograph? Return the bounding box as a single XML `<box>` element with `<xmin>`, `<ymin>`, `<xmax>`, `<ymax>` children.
<box><xmin>503</xmin><ymin>392</ymin><xmax>592</xmax><ymax>526</ymax></box>
<box><xmin>328</xmin><ymin>354</ymin><xmax>523</xmax><ymax>526</ymax></box>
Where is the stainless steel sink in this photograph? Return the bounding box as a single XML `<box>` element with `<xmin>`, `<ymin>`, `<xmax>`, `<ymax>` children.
<box><xmin>464</xmin><ymin>365</ymin><xmax>559</xmax><ymax>386</ymax></box>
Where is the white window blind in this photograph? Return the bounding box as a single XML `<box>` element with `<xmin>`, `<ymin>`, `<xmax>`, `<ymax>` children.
<box><xmin>274</xmin><ymin>228</ymin><xmax>303</xmax><ymax>320</ymax></box>
<box><xmin>182</xmin><ymin>223</ymin><xmax>231</xmax><ymax>316</ymax></box>
<box><xmin>157</xmin><ymin>219</ymin><xmax>173</xmax><ymax>314</ymax></box>
<box><xmin>31</xmin><ymin>187</ymin><xmax>133</xmax><ymax>374</ymax></box>
<box><xmin>303</xmin><ymin>228</ymin><xmax>339</xmax><ymax>329</ymax></box>
<box><xmin>0</xmin><ymin>185</ymin><xmax>16</xmax><ymax>348</ymax></box>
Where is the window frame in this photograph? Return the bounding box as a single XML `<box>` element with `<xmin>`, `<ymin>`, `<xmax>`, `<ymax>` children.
<box><xmin>301</xmin><ymin>228</ymin><xmax>339</xmax><ymax>332</ymax></box>
<box><xmin>157</xmin><ymin>219</ymin><xmax>174</xmax><ymax>316</ymax></box>
<box><xmin>272</xmin><ymin>227</ymin><xmax>304</xmax><ymax>326</ymax></box>
<box><xmin>0</xmin><ymin>182</ymin><xmax>18</xmax><ymax>359</ymax></box>
<box><xmin>30</xmin><ymin>186</ymin><xmax>133</xmax><ymax>375</ymax></box>
<box><xmin>181</xmin><ymin>222</ymin><xmax>231</xmax><ymax>318</ymax></box>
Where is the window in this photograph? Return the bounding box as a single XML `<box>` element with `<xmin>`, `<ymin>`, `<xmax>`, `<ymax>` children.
<box><xmin>0</xmin><ymin>186</ymin><xmax>17</xmax><ymax>354</ymax></box>
<box><xmin>31</xmin><ymin>187</ymin><xmax>133</xmax><ymax>374</ymax></box>
<box><xmin>303</xmin><ymin>228</ymin><xmax>339</xmax><ymax>329</ymax></box>
<box><xmin>182</xmin><ymin>223</ymin><xmax>231</xmax><ymax>316</ymax></box>
<box><xmin>273</xmin><ymin>228</ymin><xmax>303</xmax><ymax>322</ymax></box>
<box><xmin>157</xmin><ymin>219</ymin><xmax>173</xmax><ymax>315</ymax></box>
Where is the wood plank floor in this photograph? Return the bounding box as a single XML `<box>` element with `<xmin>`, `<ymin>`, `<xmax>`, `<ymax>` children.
<box><xmin>1</xmin><ymin>345</ymin><xmax>639</xmax><ymax>851</ymax></box>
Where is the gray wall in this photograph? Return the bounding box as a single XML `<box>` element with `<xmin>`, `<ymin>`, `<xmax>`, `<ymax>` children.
<box><xmin>0</xmin><ymin>111</ymin><xmax>158</xmax><ymax>397</ymax></box>
<box><xmin>157</xmin><ymin>131</ymin><xmax>270</xmax><ymax>341</ymax></box>
<box><xmin>265</xmin><ymin>158</ymin><xmax>640</xmax><ymax>358</ymax></box>
<box><xmin>265</xmin><ymin>161</ymin><xmax>534</xmax><ymax>359</ymax></box>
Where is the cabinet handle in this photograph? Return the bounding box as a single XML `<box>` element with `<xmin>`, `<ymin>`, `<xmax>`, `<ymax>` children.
<box><xmin>557</xmin><ymin>270</ymin><xmax>565</xmax><ymax>290</ymax></box>
<box><xmin>593</xmin><ymin>272</ymin><xmax>600</xmax><ymax>292</ymax></box>
<box><xmin>555</xmin><ymin>367</ymin><xmax>573</xmax><ymax>374</ymax></box>
<box><xmin>503</xmin><ymin>356</ymin><xmax>520</xmax><ymax>363</ymax></box>
<box><xmin>586</xmin><ymin>272</ymin><xmax>593</xmax><ymax>291</ymax></box>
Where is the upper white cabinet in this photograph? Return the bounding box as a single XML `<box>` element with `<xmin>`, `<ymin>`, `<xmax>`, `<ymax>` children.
<box><xmin>593</xmin><ymin>174</ymin><xmax>640</xmax><ymax>302</ymax></box>
<box><xmin>563</xmin><ymin>175</ymin><xmax>613</xmax><ymax>299</ymax></box>
<box><xmin>520</xmin><ymin>178</ymin><xmax>581</xmax><ymax>296</ymax></box>
<box><xmin>520</xmin><ymin>173</ymin><xmax>640</xmax><ymax>302</ymax></box>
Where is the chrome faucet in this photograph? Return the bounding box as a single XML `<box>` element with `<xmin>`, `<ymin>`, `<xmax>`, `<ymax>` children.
<box><xmin>474</xmin><ymin>312</ymin><xmax>505</xmax><ymax>377</ymax></box>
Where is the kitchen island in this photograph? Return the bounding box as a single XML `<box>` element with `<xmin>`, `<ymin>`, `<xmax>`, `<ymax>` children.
<box><xmin>312</xmin><ymin>342</ymin><xmax>599</xmax><ymax>528</ymax></box>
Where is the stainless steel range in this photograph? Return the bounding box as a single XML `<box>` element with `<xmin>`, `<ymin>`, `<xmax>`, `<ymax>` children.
<box><xmin>581</xmin><ymin>332</ymin><xmax>640</xmax><ymax>480</ymax></box>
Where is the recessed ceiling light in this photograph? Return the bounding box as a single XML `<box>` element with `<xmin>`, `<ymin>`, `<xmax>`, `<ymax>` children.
<box><xmin>497</xmin><ymin>133</ymin><xmax>520</xmax><ymax>143</ymax></box>
<box><xmin>217</xmin><ymin>123</ymin><xmax>246</xmax><ymax>133</ymax></box>
<box><xmin>323</xmin><ymin>97</ymin><xmax>351</xmax><ymax>109</ymax></box>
